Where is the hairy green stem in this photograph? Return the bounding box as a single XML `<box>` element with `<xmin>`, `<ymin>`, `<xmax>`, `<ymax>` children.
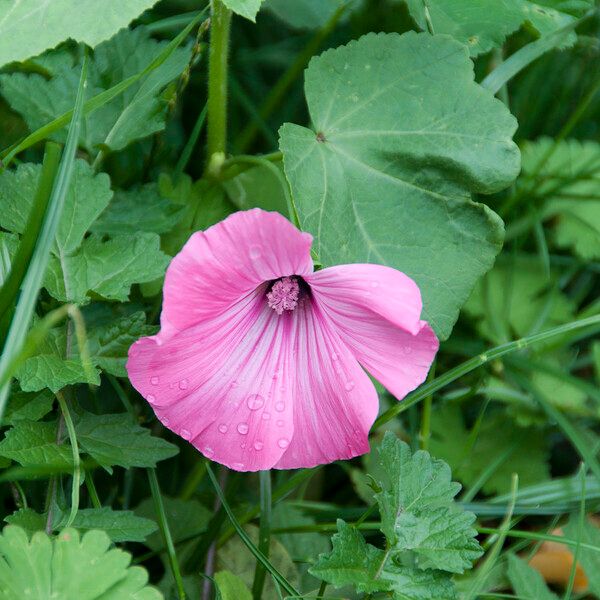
<box><xmin>205</xmin><ymin>0</ymin><xmax>232</xmax><ymax>176</ymax></box>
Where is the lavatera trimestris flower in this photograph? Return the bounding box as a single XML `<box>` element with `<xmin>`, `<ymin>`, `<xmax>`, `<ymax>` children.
<box><xmin>126</xmin><ymin>209</ymin><xmax>438</xmax><ymax>471</ymax></box>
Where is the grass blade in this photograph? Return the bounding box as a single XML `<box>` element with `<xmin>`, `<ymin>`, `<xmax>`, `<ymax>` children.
<box><xmin>206</xmin><ymin>464</ymin><xmax>301</xmax><ymax>598</ymax></box>
<box><xmin>0</xmin><ymin>51</ymin><xmax>88</xmax><ymax>423</ymax></box>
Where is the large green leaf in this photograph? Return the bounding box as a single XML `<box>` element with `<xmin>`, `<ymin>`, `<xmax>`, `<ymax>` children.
<box><xmin>74</xmin><ymin>411</ymin><xmax>179</xmax><ymax>471</ymax></box>
<box><xmin>0</xmin><ymin>0</ymin><xmax>160</xmax><ymax>68</ymax></box>
<box><xmin>0</xmin><ymin>526</ymin><xmax>161</xmax><ymax>599</ymax></box>
<box><xmin>264</xmin><ymin>0</ymin><xmax>358</xmax><ymax>29</ymax></box>
<box><xmin>0</xmin><ymin>27</ymin><xmax>190</xmax><ymax>154</ymax></box>
<box><xmin>402</xmin><ymin>0</ymin><xmax>591</xmax><ymax>56</ymax></box>
<box><xmin>280</xmin><ymin>32</ymin><xmax>519</xmax><ymax>339</ymax></box>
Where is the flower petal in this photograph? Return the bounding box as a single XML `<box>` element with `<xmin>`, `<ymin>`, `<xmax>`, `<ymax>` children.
<box><xmin>274</xmin><ymin>300</ymin><xmax>379</xmax><ymax>470</ymax></box>
<box><xmin>307</xmin><ymin>265</ymin><xmax>438</xmax><ymax>401</ymax></box>
<box><xmin>162</xmin><ymin>209</ymin><xmax>313</xmax><ymax>334</ymax></box>
<box><xmin>127</xmin><ymin>288</ymin><xmax>295</xmax><ymax>472</ymax></box>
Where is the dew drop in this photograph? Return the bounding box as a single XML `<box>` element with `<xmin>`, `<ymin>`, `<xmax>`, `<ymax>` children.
<box><xmin>150</xmin><ymin>376</ymin><xmax>159</xmax><ymax>385</ymax></box>
<box><xmin>403</xmin><ymin>346</ymin><xmax>413</xmax><ymax>355</ymax></box>
<box><xmin>345</xmin><ymin>381</ymin><xmax>355</xmax><ymax>391</ymax></box>
<box><xmin>179</xmin><ymin>379</ymin><xmax>189</xmax><ymax>390</ymax></box>
<box><xmin>278</xmin><ymin>438</ymin><xmax>289</xmax><ymax>449</ymax></box>
<box><xmin>232</xmin><ymin>462</ymin><xmax>245</xmax><ymax>470</ymax></box>
<box><xmin>147</xmin><ymin>394</ymin><xmax>156</xmax><ymax>403</ymax></box>
<box><xmin>237</xmin><ymin>423</ymin><xmax>249</xmax><ymax>435</ymax></box>
<box><xmin>246</xmin><ymin>394</ymin><xmax>264</xmax><ymax>410</ymax></box>
<box><xmin>204</xmin><ymin>446</ymin><xmax>214</xmax><ymax>457</ymax></box>
<box><xmin>254</xmin><ymin>441</ymin><xmax>264</xmax><ymax>451</ymax></box>
<box><xmin>218</xmin><ymin>424</ymin><xmax>228</xmax><ymax>434</ymax></box>
<box><xmin>262</xmin><ymin>412</ymin><xmax>271</xmax><ymax>421</ymax></box>
<box><xmin>162</xmin><ymin>417</ymin><xmax>170</xmax><ymax>426</ymax></box>
<box><xmin>430</xmin><ymin>343</ymin><xmax>438</xmax><ymax>351</ymax></box>
<box><xmin>275</xmin><ymin>401</ymin><xmax>285</xmax><ymax>412</ymax></box>
<box><xmin>276</xmin><ymin>420</ymin><xmax>284</xmax><ymax>427</ymax></box>
<box><xmin>249</xmin><ymin>245</ymin><xmax>262</xmax><ymax>259</ymax></box>
<box><xmin>155</xmin><ymin>338</ymin><xmax>164</xmax><ymax>347</ymax></box>
<box><xmin>181</xmin><ymin>429</ymin><xmax>192</xmax><ymax>440</ymax></box>
<box><xmin>240</xmin><ymin>442</ymin><xmax>246</xmax><ymax>449</ymax></box>
<box><xmin>272</xmin><ymin>370</ymin><xmax>279</xmax><ymax>380</ymax></box>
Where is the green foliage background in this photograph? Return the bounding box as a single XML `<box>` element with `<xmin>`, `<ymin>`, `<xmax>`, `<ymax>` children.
<box><xmin>0</xmin><ymin>0</ymin><xmax>599</xmax><ymax>598</ymax></box>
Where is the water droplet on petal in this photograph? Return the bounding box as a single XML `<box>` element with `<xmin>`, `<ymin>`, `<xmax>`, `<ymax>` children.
<box><xmin>403</xmin><ymin>346</ymin><xmax>413</xmax><ymax>355</ymax></box>
<box><xmin>345</xmin><ymin>381</ymin><xmax>355</xmax><ymax>391</ymax></box>
<box><xmin>179</xmin><ymin>379</ymin><xmax>189</xmax><ymax>390</ymax></box>
<box><xmin>237</xmin><ymin>423</ymin><xmax>249</xmax><ymax>435</ymax></box>
<box><xmin>181</xmin><ymin>429</ymin><xmax>192</xmax><ymax>440</ymax></box>
<box><xmin>430</xmin><ymin>343</ymin><xmax>438</xmax><ymax>351</ymax></box>
<box><xmin>162</xmin><ymin>417</ymin><xmax>170</xmax><ymax>426</ymax></box>
<box><xmin>276</xmin><ymin>420</ymin><xmax>284</xmax><ymax>427</ymax></box>
<box><xmin>254</xmin><ymin>441</ymin><xmax>264</xmax><ymax>451</ymax></box>
<box><xmin>278</xmin><ymin>438</ymin><xmax>289</xmax><ymax>449</ymax></box>
<box><xmin>275</xmin><ymin>401</ymin><xmax>285</xmax><ymax>412</ymax></box>
<box><xmin>150</xmin><ymin>376</ymin><xmax>159</xmax><ymax>385</ymax></box>
<box><xmin>247</xmin><ymin>394</ymin><xmax>264</xmax><ymax>410</ymax></box>
<box><xmin>262</xmin><ymin>412</ymin><xmax>271</xmax><ymax>421</ymax></box>
<box><xmin>147</xmin><ymin>394</ymin><xmax>156</xmax><ymax>403</ymax></box>
<box><xmin>249</xmin><ymin>245</ymin><xmax>262</xmax><ymax>259</ymax></box>
<box><xmin>240</xmin><ymin>442</ymin><xmax>246</xmax><ymax>449</ymax></box>
<box><xmin>218</xmin><ymin>424</ymin><xmax>228</xmax><ymax>434</ymax></box>
<box><xmin>204</xmin><ymin>446</ymin><xmax>214</xmax><ymax>457</ymax></box>
<box><xmin>232</xmin><ymin>462</ymin><xmax>245</xmax><ymax>470</ymax></box>
<box><xmin>155</xmin><ymin>338</ymin><xmax>164</xmax><ymax>346</ymax></box>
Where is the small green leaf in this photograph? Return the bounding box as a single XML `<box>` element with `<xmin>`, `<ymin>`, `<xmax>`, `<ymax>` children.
<box><xmin>91</xmin><ymin>184</ymin><xmax>185</xmax><ymax>235</ymax></box>
<box><xmin>221</xmin><ymin>0</ymin><xmax>265</xmax><ymax>21</ymax></box>
<box><xmin>375</xmin><ymin>433</ymin><xmax>482</xmax><ymax>573</ymax></box>
<box><xmin>0</xmin><ymin>420</ymin><xmax>72</xmax><ymax>468</ymax></box>
<box><xmin>0</xmin><ymin>526</ymin><xmax>161</xmax><ymax>599</ymax></box>
<box><xmin>506</xmin><ymin>553</ymin><xmax>559</xmax><ymax>600</ymax></box>
<box><xmin>3</xmin><ymin>390</ymin><xmax>54</xmax><ymax>426</ymax></box>
<box><xmin>44</xmin><ymin>233</ymin><xmax>170</xmax><ymax>304</ymax></box>
<box><xmin>5</xmin><ymin>507</ymin><xmax>157</xmax><ymax>544</ymax></box>
<box><xmin>280</xmin><ymin>32</ymin><xmax>519</xmax><ymax>339</ymax></box>
<box><xmin>214</xmin><ymin>571</ymin><xmax>253</xmax><ymax>600</ymax></box>
<box><xmin>75</xmin><ymin>411</ymin><xmax>179</xmax><ymax>471</ymax></box>
<box><xmin>311</xmin><ymin>521</ymin><xmax>457</xmax><ymax>599</ymax></box>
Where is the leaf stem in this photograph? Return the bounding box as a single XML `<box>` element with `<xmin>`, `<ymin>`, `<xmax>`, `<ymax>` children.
<box><xmin>148</xmin><ymin>467</ymin><xmax>186</xmax><ymax>600</ymax></box>
<box><xmin>252</xmin><ymin>471</ymin><xmax>272</xmax><ymax>600</ymax></box>
<box><xmin>205</xmin><ymin>0</ymin><xmax>232</xmax><ymax>176</ymax></box>
<box><xmin>55</xmin><ymin>391</ymin><xmax>81</xmax><ymax>527</ymax></box>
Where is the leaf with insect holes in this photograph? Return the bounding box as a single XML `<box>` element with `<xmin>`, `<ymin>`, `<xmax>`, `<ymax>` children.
<box><xmin>520</xmin><ymin>138</ymin><xmax>600</xmax><ymax>259</ymax></box>
<box><xmin>0</xmin><ymin>27</ymin><xmax>191</xmax><ymax>153</ymax></box>
<box><xmin>0</xmin><ymin>526</ymin><xmax>161</xmax><ymax>599</ymax></box>
<box><xmin>280</xmin><ymin>32</ymin><xmax>519</xmax><ymax>340</ymax></box>
<box><xmin>74</xmin><ymin>411</ymin><xmax>178</xmax><ymax>472</ymax></box>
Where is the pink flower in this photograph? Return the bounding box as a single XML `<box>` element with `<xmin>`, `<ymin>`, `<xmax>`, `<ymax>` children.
<box><xmin>126</xmin><ymin>209</ymin><xmax>438</xmax><ymax>472</ymax></box>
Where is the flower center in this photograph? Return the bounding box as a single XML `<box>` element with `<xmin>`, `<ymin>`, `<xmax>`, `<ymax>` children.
<box><xmin>267</xmin><ymin>276</ymin><xmax>300</xmax><ymax>314</ymax></box>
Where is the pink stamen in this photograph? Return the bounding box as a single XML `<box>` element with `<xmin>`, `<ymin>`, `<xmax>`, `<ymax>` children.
<box><xmin>267</xmin><ymin>277</ymin><xmax>300</xmax><ymax>315</ymax></box>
